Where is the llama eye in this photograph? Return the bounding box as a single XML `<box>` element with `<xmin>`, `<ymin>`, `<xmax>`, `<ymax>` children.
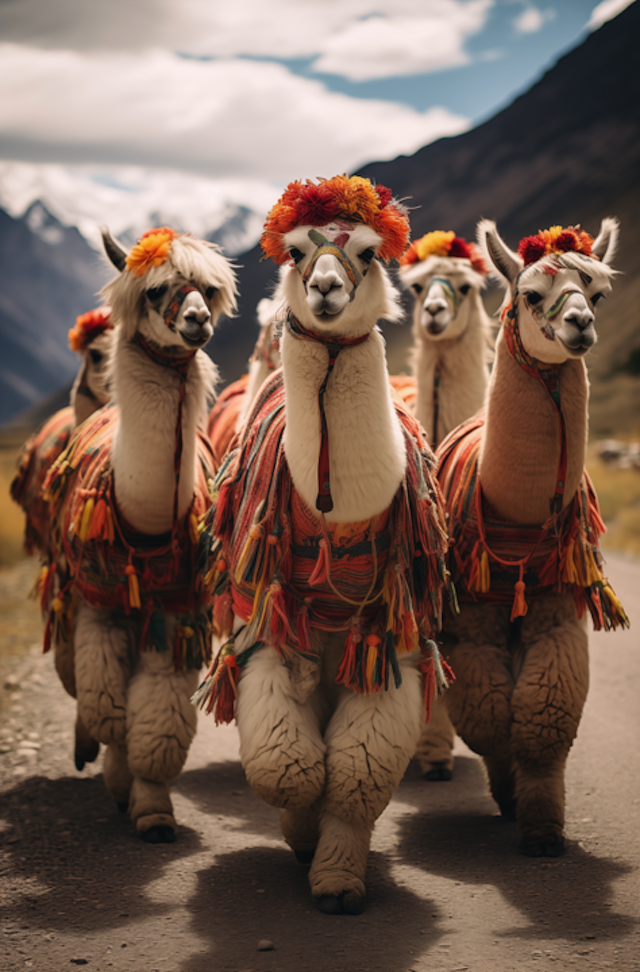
<box><xmin>459</xmin><ymin>284</ymin><xmax>471</xmax><ymax>295</ymax></box>
<box><xmin>146</xmin><ymin>284</ymin><xmax>167</xmax><ymax>303</ymax></box>
<box><xmin>591</xmin><ymin>292</ymin><xmax>604</xmax><ymax>306</ymax></box>
<box><xmin>359</xmin><ymin>248</ymin><xmax>375</xmax><ymax>264</ymax></box>
<box><xmin>89</xmin><ymin>349</ymin><xmax>103</xmax><ymax>364</ymax></box>
<box><xmin>412</xmin><ymin>283</ymin><xmax>423</xmax><ymax>295</ymax></box>
<box><xmin>205</xmin><ymin>285</ymin><xmax>218</xmax><ymax>300</ymax></box>
<box><xmin>525</xmin><ymin>291</ymin><xmax>543</xmax><ymax>305</ymax></box>
<box><xmin>289</xmin><ymin>247</ymin><xmax>305</xmax><ymax>264</ymax></box>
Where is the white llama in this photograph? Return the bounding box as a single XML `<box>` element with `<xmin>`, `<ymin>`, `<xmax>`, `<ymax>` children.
<box><xmin>397</xmin><ymin>231</ymin><xmax>493</xmax><ymax>781</ymax></box>
<box><xmin>44</xmin><ymin>227</ymin><xmax>237</xmax><ymax>842</ymax></box>
<box><xmin>195</xmin><ymin>176</ymin><xmax>451</xmax><ymax>913</ymax></box>
<box><xmin>438</xmin><ymin>219</ymin><xmax>628</xmax><ymax>855</ymax></box>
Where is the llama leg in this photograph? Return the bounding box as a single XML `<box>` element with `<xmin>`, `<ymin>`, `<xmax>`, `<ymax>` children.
<box><xmin>309</xmin><ymin>654</ymin><xmax>424</xmax><ymax>914</ymax></box>
<box><xmin>74</xmin><ymin>603</ymin><xmax>133</xmax><ymax>751</ymax></box>
<box><xmin>236</xmin><ymin>646</ymin><xmax>327</xmax><ymax>809</ymax></box>
<box><xmin>511</xmin><ymin>594</ymin><xmax>589</xmax><ymax>857</ymax></box>
<box><xmin>443</xmin><ymin>603</ymin><xmax>514</xmax><ymax>794</ymax></box>
<box><xmin>126</xmin><ymin>621</ymin><xmax>199</xmax><ymax>842</ymax></box>
<box><xmin>74</xmin><ymin>711</ymin><xmax>100</xmax><ymax>771</ymax></box>
<box><xmin>103</xmin><ymin>742</ymin><xmax>133</xmax><ymax>810</ymax></box>
<box><xmin>279</xmin><ymin>804</ymin><xmax>320</xmax><ymax>864</ymax></box>
<box><xmin>415</xmin><ymin>697</ymin><xmax>456</xmax><ymax>780</ymax></box>
<box><xmin>483</xmin><ymin>756</ymin><xmax>516</xmax><ymax>819</ymax></box>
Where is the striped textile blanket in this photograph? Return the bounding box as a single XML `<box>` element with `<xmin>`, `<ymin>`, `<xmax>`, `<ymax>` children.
<box><xmin>437</xmin><ymin>413</ymin><xmax>628</xmax><ymax>630</ymax></box>
<box><xmin>42</xmin><ymin>403</ymin><xmax>217</xmax><ymax>671</ymax></box>
<box><xmin>11</xmin><ymin>406</ymin><xmax>74</xmax><ymax>555</ymax></box>
<box><xmin>207</xmin><ymin>375</ymin><xmax>248</xmax><ymax>463</ymax></box>
<box><xmin>196</xmin><ymin>370</ymin><xmax>453</xmax><ymax>720</ymax></box>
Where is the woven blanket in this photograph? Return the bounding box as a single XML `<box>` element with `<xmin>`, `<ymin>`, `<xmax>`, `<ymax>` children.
<box><xmin>207</xmin><ymin>375</ymin><xmax>248</xmax><ymax>463</ymax></box>
<box><xmin>388</xmin><ymin>374</ymin><xmax>417</xmax><ymax>413</ymax></box>
<box><xmin>195</xmin><ymin>370</ymin><xmax>453</xmax><ymax>721</ymax></box>
<box><xmin>42</xmin><ymin>403</ymin><xmax>217</xmax><ymax>671</ymax></box>
<box><xmin>437</xmin><ymin>413</ymin><xmax>628</xmax><ymax>630</ymax></box>
<box><xmin>11</xmin><ymin>407</ymin><xmax>74</xmax><ymax>555</ymax></box>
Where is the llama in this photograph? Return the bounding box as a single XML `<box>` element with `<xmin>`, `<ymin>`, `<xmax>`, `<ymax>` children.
<box><xmin>195</xmin><ymin>176</ymin><xmax>451</xmax><ymax>912</ymax></box>
<box><xmin>44</xmin><ymin>227</ymin><xmax>237</xmax><ymax>842</ymax></box>
<box><xmin>11</xmin><ymin>308</ymin><xmax>115</xmax><ymax>771</ymax></box>
<box><xmin>398</xmin><ymin>231</ymin><xmax>493</xmax><ymax>781</ymax></box>
<box><xmin>207</xmin><ymin>292</ymin><xmax>283</xmax><ymax>462</ymax></box>
<box><xmin>437</xmin><ymin>219</ymin><xmax>628</xmax><ymax>856</ymax></box>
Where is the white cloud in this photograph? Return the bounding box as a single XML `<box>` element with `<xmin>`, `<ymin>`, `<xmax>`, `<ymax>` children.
<box><xmin>311</xmin><ymin>2</ymin><xmax>492</xmax><ymax>81</ymax></box>
<box><xmin>588</xmin><ymin>0</ymin><xmax>635</xmax><ymax>30</ymax></box>
<box><xmin>0</xmin><ymin>44</ymin><xmax>470</xmax><ymax>183</ymax></box>
<box><xmin>513</xmin><ymin>7</ymin><xmax>556</xmax><ymax>34</ymax></box>
<box><xmin>0</xmin><ymin>1</ymin><xmax>493</xmax><ymax>80</ymax></box>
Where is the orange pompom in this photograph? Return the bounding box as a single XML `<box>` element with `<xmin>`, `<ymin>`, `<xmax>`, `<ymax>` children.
<box><xmin>68</xmin><ymin>306</ymin><xmax>112</xmax><ymax>352</ymax></box>
<box><xmin>126</xmin><ymin>227</ymin><xmax>179</xmax><ymax>276</ymax></box>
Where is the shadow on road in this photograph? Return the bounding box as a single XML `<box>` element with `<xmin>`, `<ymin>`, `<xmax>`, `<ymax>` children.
<box><xmin>394</xmin><ymin>757</ymin><xmax>637</xmax><ymax>943</ymax></box>
<box><xmin>179</xmin><ymin>846</ymin><xmax>443</xmax><ymax>972</ymax></box>
<box><xmin>0</xmin><ymin>773</ymin><xmax>204</xmax><ymax>933</ymax></box>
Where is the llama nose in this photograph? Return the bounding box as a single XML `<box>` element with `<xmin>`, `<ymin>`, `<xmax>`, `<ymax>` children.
<box><xmin>184</xmin><ymin>306</ymin><xmax>211</xmax><ymax>326</ymax></box>
<box><xmin>312</xmin><ymin>273</ymin><xmax>344</xmax><ymax>295</ymax></box>
<box><xmin>564</xmin><ymin>306</ymin><xmax>594</xmax><ymax>330</ymax></box>
<box><xmin>425</xmin><ymin>298</ymin><xmax>447</xmax><ymax>316</ymax></box>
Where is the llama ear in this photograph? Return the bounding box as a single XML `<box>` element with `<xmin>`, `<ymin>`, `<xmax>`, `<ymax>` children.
<box><xmin>591</xmin><ymin>217</ymin><xmax>619</xmax><ymax>265</ymax></box>
<box><xmin>477</xmin><ymin>219</ymin><xmax>522</xmax><ymax>284</ymax></box>
<box><xmin>100</xmin><ymin>226</ymin><xmax>127</xmax><ymax>272</ymax></box>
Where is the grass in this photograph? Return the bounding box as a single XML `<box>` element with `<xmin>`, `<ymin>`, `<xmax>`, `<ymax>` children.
<box><xmin>0</xmin><ymin>436</ymin><xmax>27</xmax><ymax>568</ymax></box>
<box><xmin>586</xmin><ymin>443</ymin><xmax>640</xmax><ymax>558</ymax></box>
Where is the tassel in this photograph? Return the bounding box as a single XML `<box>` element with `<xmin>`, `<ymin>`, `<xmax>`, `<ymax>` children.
<box><xmin>511</xmin><ymin>565</ymin><xmax>528</xmax><ymax>621</ymax></box>
<box><xmin>78</xmin><ymin>496</ymin><xmax>95</xmax><ymax>543</ymax></box>
<box><xmin>88</xmin><ymin>497</ymin><xmax>107</xmax><ymax>540</ymax></box>
<box><xmin>308</xmin><ymin>538</ymin><xmax>330</xmax><ymax>587</ymax></box>
<box><xmin>191</xmin><ymin>640</ymin><xmax>240</xmax><ymax>724</ymax></box>
<box><xmin>364</xmin><ymin>635</ymin><xmax>381</xmax><ymax>693</ymax></box>
<box><xmin>189</xmin><ymin>512</ymin><xmax>199</xmax><ymax>546</ymax></box>
<box><xmin>268</xmin><ymin>582</ymin><xmax>292</xmax><ymax>644</ymax></box>
<box><xmin>296</xmin><ymin>602</ymin><xmax>312</xmax><ymax>655</ymax></box>
<box><xmin>475</xmin><ymin>548</ymin><xmax>490</xmax><ymax>593</ymax></box>
<box><xmin>106</xmin><ymin>504</ymin><xmax>115</xmax><ymax>544</ymax></box>
<box><xmin>125</xmin><ymin>563</ymin><xmax>141</xmax><ymax>610</ymax></box>
<box><xmin>336</xmin><ymin>618</ymin><xmax>361</xmax><ymax>690</ymax></box>
<box><xmin>600</xmin><ymin>582</ymin><xmax>629</xmax><ymax>630</ymax></box>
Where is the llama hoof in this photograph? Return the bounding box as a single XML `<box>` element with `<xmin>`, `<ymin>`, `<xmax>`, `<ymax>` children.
<box><xmin>316</xmin><ymin>892</ymin><xmax>364</xmax><ymax>916</ymax></box>
<box><xmin>75</xmin><ymin>738</ymin><xmax>100</xmax><ymax>772</ymax></box>
<box><xmin>294</xmin><ymin>849</ymin><xmax>315</xmax><ymax>865</ymax></box>
<box><xmin>519</xmin><ymin>834</ymin><xmax>565</xmax><ymax>858</ymax></box>
<box><xmin>116</xmin><ymin>801</ymin><xmax>129</xmax><ymax>814</ymax></box>
<box><xmin>423</xmin><ymin>763</ymin><xmax>453</xmax><ymax>782</ymax></box>
<box><xmin>140</xmin><ymin>824</ymin><xmax>176</xmax><ymax>844</ymax></box>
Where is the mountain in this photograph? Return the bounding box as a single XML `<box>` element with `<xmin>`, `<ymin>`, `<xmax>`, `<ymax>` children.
<box><xmin>230</xmin><ymin>2</ymin><xmax>640</xmax><ymax>436</ymax></box>
<box><xmin>0</xmin><ymin>203</ymin><xmax>110</xmax><ymax>424</ymax></box>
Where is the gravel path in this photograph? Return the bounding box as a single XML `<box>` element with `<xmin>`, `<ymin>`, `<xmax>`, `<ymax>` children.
<box><xmin>1</xmin><ymin>554</ymin><xmax>638</xmax><ymax>972</ymax></box>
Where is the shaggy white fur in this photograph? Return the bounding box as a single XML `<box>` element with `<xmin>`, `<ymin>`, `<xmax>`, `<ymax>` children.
<box><xmin>232</xmin><ymin>223</ymin><xmax>425</xmax><ymax>912</ymax></box>
<box><xmin>70</xmin><ymin>229</ymin><xmax>237</xmax><ymax>841</ymax></box>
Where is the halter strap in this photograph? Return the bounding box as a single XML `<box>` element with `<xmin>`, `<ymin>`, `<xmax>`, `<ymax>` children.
<box><xmin>299</xmin><ymin>228</ymin><xmax>365</xmax><ymax>302</ymax></box>
<box><xmin>501</xmin><ymin>302</ymin><xmax>567</xmax><ymax>514</ymax></box>
<box><xmin>427</xmin><ymin>277</ymin><xmax>460</xmax><ymax>315</ymax></box>
<box><xmin>164</xmin><ymin>285</ymin><xmax>200</xmax><ymax>329</ymax></box>
<box><xmin>287</xmin><ymin>311</ymin><xmax>370</xmax><ymax>513</ymax></box>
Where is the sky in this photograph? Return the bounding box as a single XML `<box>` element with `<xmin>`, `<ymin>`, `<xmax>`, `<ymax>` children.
<box><xmin>0</xmin><ymin>0</ymin><xmax>633</xmax><ymax>250</ymax></box>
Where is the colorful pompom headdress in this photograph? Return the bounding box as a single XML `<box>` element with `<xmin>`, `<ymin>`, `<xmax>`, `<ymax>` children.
<box><xmin>126</xmin><ymin>227</ymin><xmax>180</xmax><ymax>277</ymax></box>
<box><xmin>401</xmin><ymin>230</ymin><xmax>488</xmax><ymax>275</ymax></box>
<box><xmin>260</xmin><ymin>175</ymin><xmax>410</xmax><ymax>265</ymax></box>
<box><xmin>68</xmin><ymin>306</ymin><xmax>113</xmax><ymax>352</ymax></box>
<box><xmin>518</xmin><ymin>225</ymin><xmax>595</xmax><ymax>266</ymax></box>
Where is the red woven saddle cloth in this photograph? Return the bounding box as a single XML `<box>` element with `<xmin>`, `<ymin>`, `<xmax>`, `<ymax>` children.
<box><xmin>207</xmin><ymin>375</ymin><xmax>248</xmax><ymax>464</ymax></box>
<box><xmin>11</xmin><ymin>406</ymin><xmax>75</xmax><ymax>555</ymax></box>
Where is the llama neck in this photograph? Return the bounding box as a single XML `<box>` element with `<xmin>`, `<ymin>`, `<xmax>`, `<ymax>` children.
<box><xmin>110</xmin><ymin>335</ymin><xmax>205</xmax><ymax>534</ymax></box>
<box><xmin>282</xmin><ymin>324</ymin><xmax>406</xmax><ymax>523</ymax></box>
<box><xmin>479</xmin><ymin>332</ymin><xmax>589</xmax><ymax>524</ymax></box>
<box><xmin>414</xmin><ymin>295</ymin><xmax>490</xmax><ymax>446</ymax></box>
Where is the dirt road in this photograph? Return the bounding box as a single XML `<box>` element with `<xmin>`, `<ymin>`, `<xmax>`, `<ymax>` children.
<box><xmin>1</xmin><ymin>555</ymin><xmax>638</xmax><ymax>972</ymax></box>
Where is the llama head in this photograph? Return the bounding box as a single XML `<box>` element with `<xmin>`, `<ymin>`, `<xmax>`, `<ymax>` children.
<box><xmin>260</xmin><ymin>176</ymin><xmax>410</xmax><ymax>338</ymax></box>
<box><xmin>100</xmin><ymin>227</ymin><xmax>238</xmax><ymax>353</ymax></box>
<box><xmin>400</xmin><ymin>231</ymin><xmax>488</xmax><ymax>342</ymax></box>
<box><xmin>254</xmin><ymin>289</ymin><xmax>285</xmax><ymax>370</ymax></box>
<box><xmin>68</xmin><ymin>306</ymin><xmax>114</xmax><ymax>423</ymax></box>
<box><xmin>478</xmin><ymin>218</ymin><xmax>619</xmax><ymax>364</ymax></box>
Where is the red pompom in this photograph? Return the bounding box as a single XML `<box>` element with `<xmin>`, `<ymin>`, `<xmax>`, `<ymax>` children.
<box><xmin>519</xmin><ymin>235</ymin><xmax>547</xmax><ymax>265</ymax></box>
<box><xmin>449</xmin><ymin>237</ymin><xmax>472</xmax><ymax>260</ymax></box>
<box><xmin>375</xmin><ymin>184</ymin><xmax>393</xmax><ymax>208</ymax></box>
<box><xmin>296</xmin><ymin>183</ymin><xmax>340</xmax><ymax>226</ymax></box>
